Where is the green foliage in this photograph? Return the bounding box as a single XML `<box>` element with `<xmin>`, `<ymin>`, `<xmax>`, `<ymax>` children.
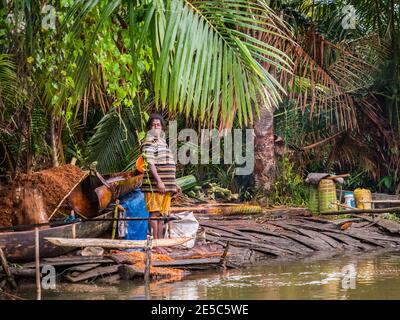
<box><xmin>64</xmin><ymin>0</ymin><xmax>291</xmax><ymax>129</ymax></box>
<box><xmin>269</xmin><ymin>154</ymin><xmax>309</xmax><ymax>206</ymax></box>
<box><xmin>383</xmin><ymin>213</ymin><xmax>400</xmax><ymax>222</ymax></box>
<box><xmin>30</xmin><ymin>104</ymin><xmax>50</xmax><ymax>156</ymax></box>
<box><xmin>1</xmin><ymin>0</ymin><xmax>400</xmax><ymax>207</ymax></box>
<box><xmin>0</xmin><ymin>54</ymin><xmax>22</xmax><ymax>112</ymax></box>
<box><xmin>85</xmin><ymin>106</ymin><xmax>142</xmax><ymax>173</ymax></box>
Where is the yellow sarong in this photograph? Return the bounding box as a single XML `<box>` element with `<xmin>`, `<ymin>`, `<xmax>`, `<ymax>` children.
<box><xmin>144</xmin><ymin>192</ymin><xmax>172</xmax><ymax>215</ymax></box>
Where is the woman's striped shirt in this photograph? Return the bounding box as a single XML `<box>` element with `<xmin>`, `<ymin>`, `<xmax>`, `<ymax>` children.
<box><xmin>141</xmin><ymin>134</ymin><xmax>177</xmax><ymax>193</ymax></box>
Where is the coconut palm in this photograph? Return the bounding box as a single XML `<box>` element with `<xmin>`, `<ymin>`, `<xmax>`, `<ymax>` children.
<box><xmin>264</xmin><ymin>0</ymin><xmax>400</xmax><ymax>193</ymax></box>
<box><xmin>0</xmin><ymin>54</ymin><xmax>24</xmax><ymax>176</ymax></box>
<box><xmin>60</xmin><ymin>0</ymin><xmax>295</xmax><ymax>175</ymax></box>
<box><xmin>64</xmin><ymin>0</ymin><xmax>291</xmax><ymax>127</ymax></box>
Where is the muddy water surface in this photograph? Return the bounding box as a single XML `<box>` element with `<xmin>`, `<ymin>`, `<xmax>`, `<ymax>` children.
<box><xmin>19</xmin><ymin>249</ymin><xmax>400</xmax><ymax>300</ymax></box>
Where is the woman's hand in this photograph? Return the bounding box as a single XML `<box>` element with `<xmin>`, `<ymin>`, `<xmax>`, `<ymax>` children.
<box><xmin>177</xmin><ymin>185</ymin><xmax>182</xmax><ymax>194</ymax></box>
<box><xmin>157</xmin><ymin>180</ymin><xmax>166</xmax><ymax>193</ymax></box>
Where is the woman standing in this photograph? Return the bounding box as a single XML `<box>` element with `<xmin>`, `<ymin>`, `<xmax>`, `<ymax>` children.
<box><xmin>141</xmin><ymin>114</ymin><xmax>180</xmax><ymax>239</ymax></box>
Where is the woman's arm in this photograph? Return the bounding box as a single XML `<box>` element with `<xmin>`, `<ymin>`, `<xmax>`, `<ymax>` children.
<box><xmin>149</xmin><ymin>162</ymin><xmax>165</xmax><ymax>193</ymax></box>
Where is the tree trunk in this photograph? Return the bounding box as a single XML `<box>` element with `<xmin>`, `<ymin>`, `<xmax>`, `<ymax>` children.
<box><xmin>253</xmin><ymin>105</ymin><xmax>276</xmax><ymax>194</ymax></box>
<box><xmin>50</xmin><ymin>112</ymin><xmax>59</xmax><ymax>167</ymax></box>
<box><xmin>26</xmin><ymin>110</ymin><xmax>32</xmax><ymax>173</ymax></box>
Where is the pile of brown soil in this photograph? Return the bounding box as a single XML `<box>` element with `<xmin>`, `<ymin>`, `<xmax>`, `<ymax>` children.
<box><xmin>0</xmin><ymin>185</ymin><xmax>14</xmax><ymax>228</ymax></box>
<box><xmin>0</xmin><ymin>164</ymin><xmax>86</xmax><ymax>228</ymax></box>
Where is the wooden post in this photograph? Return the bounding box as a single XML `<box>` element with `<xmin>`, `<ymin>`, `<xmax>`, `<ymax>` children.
<box><xmin>144</xmin><ymin>278</ymin><xmax>150</xmax><ymax>300</ymax></box>
<box><xmin>202</xmin><ymin>229</ymin><xmax>207</xmax><ymax>245</ymax></box>
<box><xmin>111</xmin><ymin>200</ymin><xmax>119</xmax><ymax>240</ymax></box>
<box><xmin>144</xmin><ymin>234</ymin><xmax>153</xmax><ymax>283</ymax></box>
<box><xmin>35</xmin><ymin>227</ymin><xmax>41</xmax><ymax>300</ymax></box>
<box><xmin>71</xmin><ymin>210</ymin><xmax>76</xmax><ymax>239</ymax></box>
<box><xmin>220</xmin><ymin>241</ymin><xmax>230</xmax><ymax>270</ymax></box>
<box><xmin>0</xmin><ymin>247</ymin><xmax>17</xmax><ymax>289</ymax></box>
<box><xmin>167</xmin><ymin>212</ymin><xmax>172</xmax><ymax>239</ymax></box>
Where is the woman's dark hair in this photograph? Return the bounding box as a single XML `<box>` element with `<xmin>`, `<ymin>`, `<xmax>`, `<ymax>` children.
<box><xmin>147</xmin><ymin>113</ymin><xmax>165</xmax><ymax>130</ymax></box>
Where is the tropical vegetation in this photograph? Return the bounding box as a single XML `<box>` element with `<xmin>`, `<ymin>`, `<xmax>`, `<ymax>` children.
<box><xmin>1</xmin><ymin>0</ymin><xmax>399</xmax><ymax>203</ymax></box>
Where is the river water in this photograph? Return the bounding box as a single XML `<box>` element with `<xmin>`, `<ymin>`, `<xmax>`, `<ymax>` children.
<box><xmin>19</xmin><ymin>249</ymin><xmax>400</xmax><ymax>300</ymax></box>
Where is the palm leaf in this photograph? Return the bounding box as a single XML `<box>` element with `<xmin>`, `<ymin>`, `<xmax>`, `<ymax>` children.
<box><xmin>63</xmin><ymin>0</ymin><xmax>292</xmax><ymax>128</ymax></box>
<box><xmin>0</xmin><ymin>54</ymin><xmax>22</xmax><ymax>119</ymax></box>
<box><xmin>85</xmin><ymin>106</ymin><xmax>141</xmax><ymax>174</ymax></box>
<box><xmin>151</xmin><ymin>0</ymin><xmax>291</xmax><ymax>127</ymax></box>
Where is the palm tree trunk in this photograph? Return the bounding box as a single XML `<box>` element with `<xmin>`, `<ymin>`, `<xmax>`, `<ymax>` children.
<box><xmin>50</xmin><ymin>112</ymin><xmax>59</xmax><ymax>167</ymax></box>
<box><xmin>253</xmin><ymin>105</ymin><xmax>276</xmax><ymax>194</ymax></box>
<box><xmin>26</xmin><ymin>110</ymin><xmax>32</xmax><ymax>173</ymax></box>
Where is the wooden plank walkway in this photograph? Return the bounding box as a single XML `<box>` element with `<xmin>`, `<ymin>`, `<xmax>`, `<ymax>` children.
<box><xmin>195</xmin><ymin>214</ymin><xmax>400</xmax><ymax>265</ymax></box>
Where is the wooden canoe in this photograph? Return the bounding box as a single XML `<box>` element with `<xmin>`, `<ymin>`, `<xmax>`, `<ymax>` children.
<box><xmin>0</xmin><ymin>211</ymin><xmax>113</xmax><ymax>263</ymax></box>
<box><xmin>45</xmin><ymin>237</ymin><xmax>192</xmax><ymax>249</ymax></box>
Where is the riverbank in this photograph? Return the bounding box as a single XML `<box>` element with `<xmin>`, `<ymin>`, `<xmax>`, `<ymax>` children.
<box><xmin>10</xmin><ymin>247</ymin><xmax>400</xmax><ymax>300</ymax></box>
<box><xmin>2</xmin><ymin>206</ymin><xmax>400</xmax><ymax>299</ymax></box>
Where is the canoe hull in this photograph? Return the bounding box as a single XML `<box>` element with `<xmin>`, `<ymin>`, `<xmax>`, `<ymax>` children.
<box><xmin>0</xmin><ymin>212</ymin><xmax>113</xmax><ymax>263</ymax></box>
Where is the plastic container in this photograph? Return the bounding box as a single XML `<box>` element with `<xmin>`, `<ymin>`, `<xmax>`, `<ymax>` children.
<box><xmin>344</xmin><ymin>191</ymin><xmax>356</xmax><ymax>209</ymax></box>
<box><xmin>119</xmin><ymin>189</ymin><xmax>149</xmax><ymax>241</ymax></box>
<box><xmin>318</xmin><ymin>179</ymin><xmax>338</xmax><ymax>212</ymax></box>
<box><xmin>354</xmin><ymin>188</ymin><xmax>372</xmax><ymax>209</ymax></box>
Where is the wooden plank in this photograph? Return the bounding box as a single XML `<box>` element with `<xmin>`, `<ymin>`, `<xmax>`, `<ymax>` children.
<box><xmin>64</xmin><ymin>265</ymin><xmax>119</xmax><ymax>283</ymax></box>
<box><xmin>205</xmin><ymin>234</ymin><xmax>293</xmax><ymax>256</ymax></box>
<box><xmin>118</xmin><ymin>264</ymin><xmax>144</xmax><ymax>279</ymax></box>
<box><xmin>343</xmin><ymin>229</ymin><xmax>400</xmax><ymax>244</ymax></box>
<box><xmin>374</xmin><ymin>219</ymin><xmax>400</xmax><ymax>234</ymax></box>
<box><xmin>67</xmin><ymin>263</ymin><xmax>101</xmax><ymax>272</ymax></box>
<box><xmin>153</xmin><ymin>258</ymin><xmax>221</xmax><ymax>267</ymax></box>
<box><xmin>267</xmin><ymin>222</ymin><xmax>331</xmax><ymax>251</ymax></box>
<box><xmin>237</xmin><ymin>233</ymin><xmax>313</xmax><ymax>255</ymax></box>
<box><xmin>284</xmin><ymin>223</ymin><xmax>386</xmax><ymax>248</ymax></box>
<box><xmin>237</xmin><ymin>228</ymin><xmax>282</xmax><ymax>238</ymax></box>
<box><xmin>45</xmin><ymin>237</ymin><xmax>192</xmax><ymax>249</ymax></box>
<box><xmin>22</xmin><ymin>256</ymin><xmax>113</xmax><ymax>268</ymax></box>
<box><xmin>351</xmin><ymin>222</ymin><xmax>373</xmax><ymax>228</ymax></box>
<box><xmin>274</xmin><ymin>231</ymin><xmax>325</xmax><ymax>251</ymax></box>
<box><xmin>320</xmin><ymin>206</ymin><xmax>400</xmax><ymax>215</ymax></box>
<box><xmin>0</xmin><ymin>210</ymin><xmax>113</xmax><ymax>263</ymax></box>
<box><xmin>285</xmin><ymin>225</ymin><xmax>343</xmax><ymax>249</ymax></box>
<box><xmin>7</xmin><ymin>268</ymin><xmax>36</xmax><ymax>277</ymax></box>
<box><xmin>96</xmin><ymin>274</ymin><xmax>121</xmax><ymax>285</ymax></box>
<box><xmin>360</xmin><ymin>200</ymin><xmax>400</xmax><ymax>204</ymax></box>
<box><xmin>282</xmin><ymin>221</ymin><xmax>344</xmax><ymax>247</ymax></box>
<box><xmin>205</xmin><ymin>235</ymin><xmax>281</xmax><ymax>257</ymax></box>
<box><xmin>200</xmin><ymin>222</ymin><xmax>255</xmax><ymax>239</ymax></box>
<box><xmin>205</xmin><ymin>229</ymin><xmax>252</xmax><ymax>242</ymax></box>
<box><xmin>237</xmin><ymin>226</ymin><xmax>321</xmax><ymax>253</ymax></box>
<box><xmin>294</xmin><ymin>217</ymin><xmax>332</xmax><ymax>224</ymax></box>
<box><xmin>237</xmin><ymin>227</ymin><xmax>317</xmax><ymax>254</ymax></box>
<box><xmin>321</xmin><ymin>232</ymin><xmax>373</xmax><ymax>250</ymax></box>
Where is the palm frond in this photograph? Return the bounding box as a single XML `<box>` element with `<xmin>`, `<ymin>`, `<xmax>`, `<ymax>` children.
<box><xmin>0</xmin><ymin>54</ymin><xmax>22</xmax><ymax>117</ymax></box>
<box><xmin>63</xmin><ymin>0</ymin><xmax>292</xmax><ymax>128</ymax></box>
<box><xmin>151</xmin><ymin>0</ymin><xmax>291</xmax><ymax>127</ymax></box>
<box><xmin>85</xmin><ymin>106</ymin><xmax>141</xmax><ymax>174</ymax></box>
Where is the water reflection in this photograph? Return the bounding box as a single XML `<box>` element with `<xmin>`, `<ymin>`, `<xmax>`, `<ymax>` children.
<box><xmin>21</xmin><ymin>249</ymin><xmax>400</xmax><ymax>300</ymax></box>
